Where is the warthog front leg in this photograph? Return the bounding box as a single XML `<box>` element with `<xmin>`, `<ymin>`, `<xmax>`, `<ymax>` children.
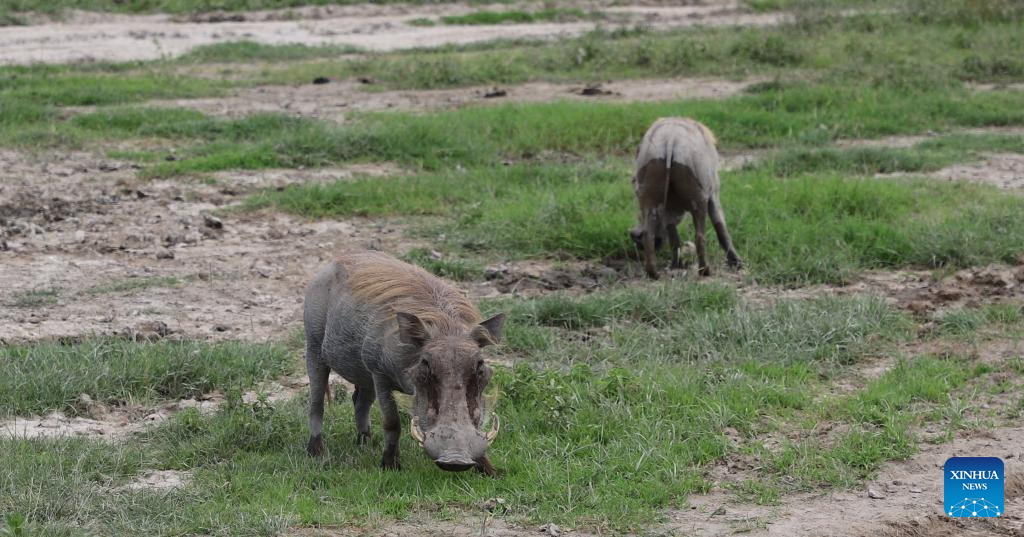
<box><xmin>692</xmin><ymin>205</ymin><xmax>711</xmax><ymax>277</ymax></box>
<box><xmin>374</xmin><ymin>376</ymin><xmax>401</xmax><ymax>470</ymax></box>
<box><xmin>709</xmin><ymin>194</ymin><xmax>742</xmax><ymax>270</ymax></box>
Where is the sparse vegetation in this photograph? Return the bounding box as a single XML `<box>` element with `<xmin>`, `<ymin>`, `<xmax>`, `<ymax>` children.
<box><xmin>7</xmin><ymin>288</ymin><xmax>60</xmax><ymax>308</ymax></box>
<box><xmin>0</xmin><ymin>339</ymin><xmax>292</xmax><ymax>416</ymax></box>
<box><xmin>83</xmin><ymin>276</ymin><xmax>182</xmax><ymax>296</ymax></box>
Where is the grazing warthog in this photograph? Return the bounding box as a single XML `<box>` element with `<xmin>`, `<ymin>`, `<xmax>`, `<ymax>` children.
<box><xmin>303</xmin><ymin>251</ymin><xmax>504</xmax><ymax>475</ymax></box>
<box><xmin>630</xmin><ymin>117</ymin><xmax>742</xmax><ymax>279</ymax></box>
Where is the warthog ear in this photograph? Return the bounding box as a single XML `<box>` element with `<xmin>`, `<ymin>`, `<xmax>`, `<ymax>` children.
<box><xmin>472</xmin><ymin>313</ymin><xmax>506</xmax><ymax>347</ymax></box>
<box><xmin>396</xmin><ymin>312</ymin><xmax>428</xmax><ymax>348</ymax></box>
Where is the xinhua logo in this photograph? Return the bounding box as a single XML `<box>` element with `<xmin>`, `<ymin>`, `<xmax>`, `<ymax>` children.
<box><xmin>944</xmin><ymin>457</ymin><xmax>1004</xmax><ymax>517</ymax></box>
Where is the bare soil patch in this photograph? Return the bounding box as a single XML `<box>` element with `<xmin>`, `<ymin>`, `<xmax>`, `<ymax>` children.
<box><xmin>0</xmin><ymin>2</ymin><xmax>784</xmax><ymax>65</ymax></box>
<box><xmin>741</xmin><ymin>262</ymin><xmax>1024</xmax><ymax>319</ymax></box>
<box><xmin>293</xmin><ymin>514</ymin><xmax>600</xmax><ymax>537</ymax></box>
<box><xmin>132</xmin><ymin>77</ymin><xmax>760</xmax><ymax>121</ymax></box>
<box><xmin>118</xmin><ymin>470</ymin><xmax>191</xmax><ymax>491</ymax></box>
<box><xmin>929</xmin><ymin>153</ymin><xmax>1024</xmax><ymax>190</ymax></box>
<box><xmin>669</xmin><ymin>427</ymin><xmax>1024</xmax><ymax>537</ymax></box>
<box><xmin>0</xmin><ymin>149</ymin><xmax>408</xmax><ymax>345</ymax></box>
<box><xmin>835</xmin><ymin>126</ymin><xmax>1024</xmax><ymax>151</ymax></box>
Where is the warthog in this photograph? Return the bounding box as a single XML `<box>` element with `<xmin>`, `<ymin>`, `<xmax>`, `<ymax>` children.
<box><xmin>630</xmin><ymin>117</ymin><xmax>742</xmax><ymax>279</ymax></box>
<box><xmin>303</xmin><ymin>251</ymin><xmax>504</xmax><ymax>475</ymax></box>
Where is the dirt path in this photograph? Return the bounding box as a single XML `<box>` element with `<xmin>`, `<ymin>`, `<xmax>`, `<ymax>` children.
<box><xmin>0</xmin><ymin>1</ymin><xmax>785</xmax><ymax>66</ymax></box>
<box><xmin>124</xmin><ymin>76</ymin><xmax>762</xmax><ymax>120</ymax></box>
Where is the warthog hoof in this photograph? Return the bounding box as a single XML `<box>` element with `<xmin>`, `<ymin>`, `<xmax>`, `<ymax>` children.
<box><xmin>698</xmin><ymin>266</ymin><xmax>712</xmax><ymax>277</ymax></box>
<box><xmin>727</xmin><ymin>254</ymin><xmax>743</xmax><ymax>270</ymax></box>
<box><xmin>381</xmin><ymin>457</ymin><xmax>401</xmax><ymax>471</ymax></box>
<box><xmin>307</xmin><ymin>435</ymin><xmax>325</xmax><ymax>457</ymax></box>
<box><xmin>356</xmin><ymin>431</ymin><xmax>371</xmax><ymax>446</ymax></box>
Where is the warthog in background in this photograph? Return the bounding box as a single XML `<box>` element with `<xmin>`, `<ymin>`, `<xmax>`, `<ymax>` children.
<box><xmin>630</xmin><ymin>117</ymin><xmax>742</xmax><ymax>279</ymax></box>
<box><xmin>303</xmin><ymin>251</ymin><xmax>504</xmax><ymax>475</ymax></box>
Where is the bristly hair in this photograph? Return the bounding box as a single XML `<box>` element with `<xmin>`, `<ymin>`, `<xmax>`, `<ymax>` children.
<box><xmin>336</xmin><ymin>251</ymin><xmax>482</xmax><ymax>335</ymax></box>
<box><xmin>696</xmin><ymin>121</ymin><xmax>717</xmax><ymax>147</ymax></box>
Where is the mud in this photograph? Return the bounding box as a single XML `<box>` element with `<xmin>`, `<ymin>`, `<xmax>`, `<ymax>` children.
<box><xmin>128</xmin><ymin>77</ymin><xmax>760</xmax><ymax>121</ymax></box>
<box><xmin>0</xmin><ymin>2</ymin><xmax>785</xmax><ymax>66</ymax></box>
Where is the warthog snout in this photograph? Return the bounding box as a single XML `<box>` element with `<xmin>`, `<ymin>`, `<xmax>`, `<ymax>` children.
<box><xmin>411</xmin><ymin>415</ymin><xmax>499</xmax><ymax>472</ymax></box>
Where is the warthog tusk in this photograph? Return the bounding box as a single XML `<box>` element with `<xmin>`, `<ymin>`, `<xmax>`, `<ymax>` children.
<box><xmin>410</xmin><ymin>417</ymin><xmax>425</xmax><ymax>446</ymax></box>
<box><xmin>484</xmin><ymin>414</ymin><xmax>500</xmax><ymax>445</ymax></box>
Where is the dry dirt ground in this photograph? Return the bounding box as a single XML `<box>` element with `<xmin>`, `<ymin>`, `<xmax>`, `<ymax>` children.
<box><xmin>123</xmin><ymin>76</ymin><xmax>763</xmax><ymax>120</ymax></box>
<box><xmin>0</xmin><ymin>1</ymin><xmax>785</xmax><ymax>65</ymax></box>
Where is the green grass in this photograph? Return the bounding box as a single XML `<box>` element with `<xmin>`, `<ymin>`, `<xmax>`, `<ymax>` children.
<box><xmin>760</xmin><ymin>133</ymin><xmax>1024</xmax><ymax>177</ymax></box>
<box><xmin>228</xmin><ymin>3</ymin><xmax>1024</xmax><ymax>90</ymax></box>
<box><xmin>34</xmin><ymin>82</ymin><xmax>1023</xmax><ymax>168</ymax></box>
<box><xmin>936</xmin><ymin>303</ymin><xmax>1024</xmax><ymax>336</ymax></box>
<box><xmin>440</xmin><ymin>8</ymin><xmax>593</xmax><ymax>26</ymax></box>
<box><xmin>402</xmin><ymin>248</ymin><xmax>484</xmax><ymax>281</ymax></box>
<box><xmin>763</xmin><ymin>354</ymin><xmax>985</xmax><ymax>489</ymax></box>
<box><xmin>249</xmin><ymin>156</ymin><xmax>1024</xmax><ymax>285</ymax></box>
<box><xmin>0</xmin><ymin>286</ymin><xmax>916</xmax><ymax>533</ymax></box>
<box><xmin>0</xmin><ymin>339</ymin><xmax>292</xmax><ymax>417</ymax></box>
<box><xmin>177</xmin><ymin>41</ymin><xmax>360</xmax><ymax>64</ymax></box>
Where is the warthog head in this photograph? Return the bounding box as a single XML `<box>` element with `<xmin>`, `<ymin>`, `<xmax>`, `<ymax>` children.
<box><xmin>629</xmin><ymin>225</ymin><xmax>665</xmax><ymax>252</ymax></box>
<box><xmin>397</xmin><ymin>312</ymin><xmax>505</xmax><ymax>472</ymax></box>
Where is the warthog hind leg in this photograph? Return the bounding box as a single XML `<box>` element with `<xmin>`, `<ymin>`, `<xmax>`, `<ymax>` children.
<box><xmin>306</xmin><ymin>357</ymin><xmax>330</xmax><ymax>457</ymax></box>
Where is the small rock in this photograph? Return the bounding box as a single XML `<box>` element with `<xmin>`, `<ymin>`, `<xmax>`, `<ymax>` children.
<box><xmin>910</xmin><ymin>487</ymin><xmax>923</xmax><ymax>494</ymax></box>
<box><xmin>98</xmin><ymin>162</ymin><xmax>120</xmax><ymax>172</ymax></box>
<box><xmin>133</xmin><ymin>320</ymin><xmax>172</xmax><ymax>342</ymax></box>
<box><xmin>156</xmin><ymin>250</ymin><xmax>175</xmax><ymax>260</ymax></box>
<box><xmin>203</xmin><ymin>214</ymin><xmax>224</xmax><ymax>229</ymax></box>
<box><xmin>73</xmin><ymin>230</ymin><xmax>86</xmax><ymax>243</ymax></box>
<box><xmin>358</xmin><ymin>77</ymin><xmax>375</xmax><ymax>84</ymax></box>
<box><xmin>481</xmin><ymin>497</ymin><xmax>507</xmax><ymax>513</ymax></box>
<box><xmin>579</xmin><ymin>84</ymin><xmax>614</xmax><ymax>96</ymax></box>
<box><xmin>710</xmin><ymin>506</ymin><xmax>726</xmax><ymax>517</ymax></box>
<box><xmin>135</xmin><ymin>190</ymin><xmax>149</xmax><ymax>199</ymax></box>
<box><xmin>906</xmin><ymin>300</ymin><xmax>932</xmax><ymax>315</ymax></box>
<box><xmin>212</xmin><ymin>324</ymin><xmax>230</xmax><ymax>332</ymax></box>
<box><xmin>312</xmin><ymin>76</ymin><xmax>330</xmax><ymax>85</ymax></box>
<box><xmin>77</xmin><ymin>393</ymin><xmax>108</xmax><ymax>420</ymax></box>
<box><xmin>483</xmin><ymin>88</ymin><xmax>507</xmax><ymax>98</ymax></box>
<box><xmin>538</xmin><ymin>523</ymin><xmax>560</xmax><ymax>536</ymax></box>
<box><xmin>892</xmin><ymin>479</ymin><xmax>904</xmax><ymax>486</ymax></box>
<box><xmin>868</xmin><ymin>488</ymin><xmax>886</xmax><ymax>499</ymax></box>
